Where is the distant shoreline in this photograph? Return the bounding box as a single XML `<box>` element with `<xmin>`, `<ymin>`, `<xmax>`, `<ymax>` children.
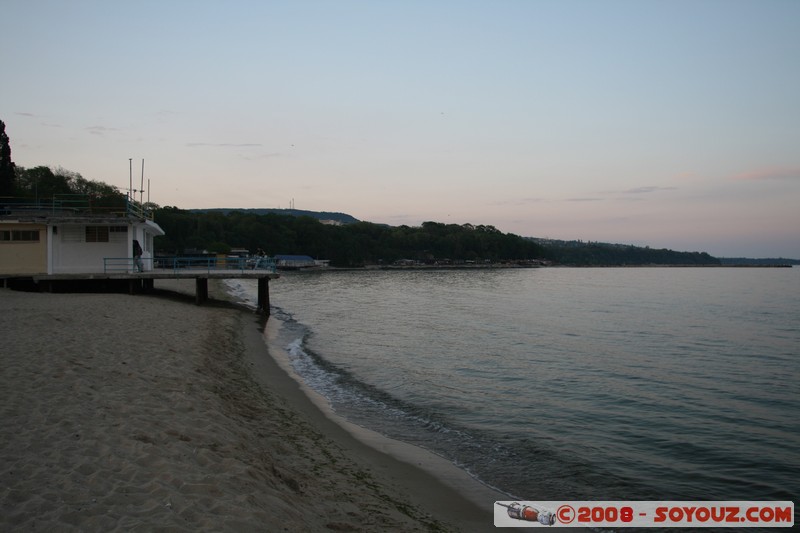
<box><xmin>277</xmin><ymin>263</ymin><xmax>795</xmax><ymax>272</ymax></box>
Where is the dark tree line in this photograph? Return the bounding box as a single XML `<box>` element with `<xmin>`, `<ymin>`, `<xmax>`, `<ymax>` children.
<box><xmin>152</xmin><ymin>208</ymin><xmax>721</xmax><ymax>267</ymax></box>
<box><xmin>539</xmin><ymin>242</ymin><xmax>720</xmax><ymax>266</ymax></box>
<box><xmin>12</xmin><ymin>165</ymin><xmax>122</xmax><ymax>199</ymax></box>
<box><xmin>153</xmin><ymin>208</ymin><xmax>545</xmax><ymax>267</ymax></box>
<box><xmin>719</xmin><ymin>257</ymin><xmax>798</xmax><ymax>266</ymax></box>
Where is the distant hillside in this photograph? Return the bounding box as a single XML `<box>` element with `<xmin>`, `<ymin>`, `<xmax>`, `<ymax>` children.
<box><xmin>718</xmin><ymin>257</ymin><xmax>799</xmax><ymax>266</ymax></box>
<box><xmin>193</xmin><ymin>208</ymin><xmax>360</xmax><ymax>225</ymax></box>
<box><xmin>154</xmin><ymin>209</ymin><xmax>543</xmax><ymax>267</ymax></box>
<box><xmin>177</xmin><ymin>208</ymin><xmax>778</xmax><ymax>266</ymax></box>
<box><xmin>529</xmin><ymin>238</ymin><xmax>720</xmax><ymax>266</ymax></box>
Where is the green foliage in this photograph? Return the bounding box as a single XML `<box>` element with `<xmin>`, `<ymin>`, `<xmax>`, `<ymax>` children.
<box><xmin>152</xmin><ymin>207</ymin><xmax>545</xmax><ymax>266</ymax></box>
<box><xmin>719</xmin><ymin>257</ymin><xmax>799</xmax><ymax>265</ymax></box>
<box><xmin>197</xmin><ymin>207</ymin><xmax>359</xmax><ymax>224</ymax></box>
<box><xmin>152</xmin><ymin>208</ymin><xmax>720</xmax><ymax>266</ymax></box>
<box><xmin>13</xmin><ymin>165</ymin><xmax>125</xmax><ymax>201</ymax></box>
<box><xmin>0</xmin><ymin>120</ymin><xmax>15</xmax><ymax>196</ymax></box>
<box><xmin>206</xmin><ymin>241</ymin><xmax>232</xmax><ymax>254</ymax></box>
<box><xmin>16</xmin><ymin>166</ymin><xmax>72</xmax><ymax>198</ymax></box>
<box><xmin>540</xmin><ymin>241</ymin><xmax>720</xmax><ymax>266</ymax></box>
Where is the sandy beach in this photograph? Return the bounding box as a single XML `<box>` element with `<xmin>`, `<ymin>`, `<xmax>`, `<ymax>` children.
<box><xmin>1</xmin><ymin>281</ymin><xmax>504</xmax><ymax>531</ymax></box>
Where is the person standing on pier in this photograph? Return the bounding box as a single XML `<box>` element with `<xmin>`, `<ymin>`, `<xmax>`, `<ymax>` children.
<box><xmin>133</xmin><ymin>240</ymin><xmax>144</xmax><ymax>272</ymax></box>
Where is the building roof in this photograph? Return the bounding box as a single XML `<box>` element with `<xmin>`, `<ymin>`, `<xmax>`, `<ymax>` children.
<box><xmin>1</xmin><ymin>195</ymin><xmax>164</xmax><ymax>235</ymax></box>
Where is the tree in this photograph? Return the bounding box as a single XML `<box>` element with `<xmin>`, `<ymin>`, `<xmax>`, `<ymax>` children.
<box><xmin>0</xmin><ymin>120</ymin><xmax>16</xmax><ymax>196</ymax></box>
<box><xmin>15</xmin><ymin>166</ymin><xmax>72</xmax><ymax>199</ymax></box>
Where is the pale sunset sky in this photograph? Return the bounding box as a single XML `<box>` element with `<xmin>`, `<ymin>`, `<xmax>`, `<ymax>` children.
<box><xmin>2</xmin><ymin>0</ymin><xmax>798</xmax><ymax>258</ymax></box>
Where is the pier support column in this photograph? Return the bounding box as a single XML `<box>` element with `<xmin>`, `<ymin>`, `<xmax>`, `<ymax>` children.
<box><xmin>257</xmin><ymin>277</ymin><xmax>270</xmax><ymax>315</ymax></box>
<box><xmin>195</xmin><ymin>278</ymin><xmax>209</xmax><ymax>305</ymax></box>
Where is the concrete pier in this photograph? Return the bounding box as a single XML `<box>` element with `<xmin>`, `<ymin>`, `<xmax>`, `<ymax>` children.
<box><xmin>4</xmin><ymin>269</ymin><xmax>279</xmax><ymax>314</ymax></box>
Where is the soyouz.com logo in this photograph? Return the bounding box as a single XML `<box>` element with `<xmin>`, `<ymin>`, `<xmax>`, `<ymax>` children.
<box><xmin>494</xmin><ymin>501</ymin><xmax>794</xmax><ymax>527</ymax></box>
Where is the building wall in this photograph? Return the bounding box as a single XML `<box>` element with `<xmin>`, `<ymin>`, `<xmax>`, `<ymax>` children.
<box><xmin>2</xmin><ymin>218</ymin><xmax>163</xmax><ymax>275</ymax></box>
<box><xmin>51</xmin><ymin>224</ymin><xmax>129</xmax><ymax>274</ymax></box>
<box><xmin>0</xmin><ymin>223</ymin><xmax>47</xmax><ymax>275</ymax></box>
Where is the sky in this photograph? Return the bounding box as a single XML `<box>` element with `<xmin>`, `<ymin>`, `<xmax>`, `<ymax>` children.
<box><xmin>2</xmin><ymin>0</ymin><xmax>799</xmax><ymax>258</ymax></box>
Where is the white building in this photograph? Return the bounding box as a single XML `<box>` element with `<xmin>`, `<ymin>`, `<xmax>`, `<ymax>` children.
<box><xmin>0</xmin><ymin>195</ymin><xmax>164</xmax><ymax>276</ymax></box>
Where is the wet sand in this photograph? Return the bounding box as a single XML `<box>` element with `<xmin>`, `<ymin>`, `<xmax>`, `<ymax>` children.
<box><xmin>1</xmin><ymin>282</ymin><xmax>504</xmax><ymax>531</ymax></box>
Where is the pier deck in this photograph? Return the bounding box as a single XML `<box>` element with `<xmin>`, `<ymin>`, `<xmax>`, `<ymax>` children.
<box><xmin>3</xmin><ymin>269</ymin><xmax>279</xmax><ymax>312</ymax></box>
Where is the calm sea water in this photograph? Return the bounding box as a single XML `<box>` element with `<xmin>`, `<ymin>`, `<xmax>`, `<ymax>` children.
<box><xmin>227</xmin><ymin>267</ymin><xmax>799</xmax><ymax>519</ymax></box>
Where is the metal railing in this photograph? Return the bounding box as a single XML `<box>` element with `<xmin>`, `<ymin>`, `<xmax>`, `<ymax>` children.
<box><xmin>125</xmin><ymin>196</ymin><xmax>154</xmax><ymax>220</ymax></box>
<box><xmin>1</xmin><ymin>193</ymin><xmax>154</xmax><ymax>220</ymax></box>
<box><xmin>103</xmin><ymin>256</ymin><xmax>277</xmax><ymax>274</ymax></box>
<box><xmin>103</xmin><ymin>257</ymin><xmax>153</xmax><ymax>273</ymax></box>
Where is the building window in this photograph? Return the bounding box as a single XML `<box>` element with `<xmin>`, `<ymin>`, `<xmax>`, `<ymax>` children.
<box><xmin>109</xmin><ymin>225</ymin><xmax>127</xmax><ymax>243</ymax></box>
<box><xmin>85</xmin><ymin>226</ymin><xmax>109</xmax><ymax>243</ymax></box>
<box><xmin>0</xmin><ymin>230</ymin><xmax>40</xmax><ymax>242</ymax></box>
<box><xmin>61</xmin><ymin>226</ymin><xmax>82</xmax><ymax>243</ymax></box>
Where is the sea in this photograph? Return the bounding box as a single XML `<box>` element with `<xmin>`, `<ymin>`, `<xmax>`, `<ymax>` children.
<box><xmin>225</xmin><ymin>267</ymin><xmax>799</xmax><ymax>526</ymax></box>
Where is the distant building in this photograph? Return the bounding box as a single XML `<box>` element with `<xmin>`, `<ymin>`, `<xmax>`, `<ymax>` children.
<box><xmin>274</xmin><ymin>254</ymin><xmax>318</xmax><ymax>269</ymax></box>
<box><xmin>228</xmin><ymin>247</ymin><xmax>250</xmax><ymax>257</ymax></box>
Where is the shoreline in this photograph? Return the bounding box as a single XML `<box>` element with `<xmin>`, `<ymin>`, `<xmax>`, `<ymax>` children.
<box><xmin>1</xmin><ymin>282</ymin><xmax>504</xmax><ymax>531</ymax></box>
<box><xmin>256</xmin><ymin>308</ymin><xmax>508</xmax><ymax>505</ymax></box>
<box><xmin>282</xmin><ymin>263</ymin><xmax>794</xmax><ymax>272</ymax></box>
<box><xmin>205</xmin><ymin>278</ymin><xmax>509</xmax><ymax>523</ymax></box>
